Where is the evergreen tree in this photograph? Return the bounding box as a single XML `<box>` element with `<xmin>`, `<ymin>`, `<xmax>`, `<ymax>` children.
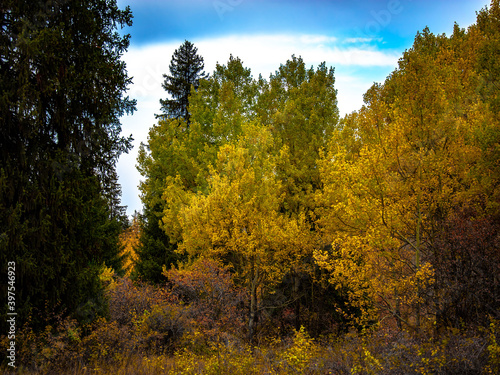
<box><xmin>132</xmin><ymin>204</ymin><xmax>181</xmax><ymax>284</ymax></box>
<box><xmin>158</xmin><ymin>40</ymin><xmax>207</xmax><ymax>124</ymax></box>
<box><xmin>0</xmin><ymin>0</ymin><xmax>135</xmax><ymax>330</ymax></box>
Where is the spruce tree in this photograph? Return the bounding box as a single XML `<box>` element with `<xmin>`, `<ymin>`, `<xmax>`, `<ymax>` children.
<box><xmin>0</xmin><ymin>0</ymin><xmax>135</xmax><ymax>330</ymax></box>
<box><xmin>158</xmin><ymin>40</ymin><xmax>207</xmax><ymax>124</ymax></box>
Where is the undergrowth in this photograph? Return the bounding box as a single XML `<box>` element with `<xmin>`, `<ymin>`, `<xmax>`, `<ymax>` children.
<box><xmin>1</xmin><ymin>266</ymin><xmax>499</xmax><ymax>374</ymax></box>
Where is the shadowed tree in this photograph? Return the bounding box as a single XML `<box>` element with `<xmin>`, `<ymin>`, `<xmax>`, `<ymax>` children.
<box><xmin>158</xmin><ymin>40</ymin><xmax>207</xmax><ymax>125</ymax></box>
<box><xmin>0</xmin><ymin>0</ymin><xmax>134</xmax><ymax>330</ymax></box>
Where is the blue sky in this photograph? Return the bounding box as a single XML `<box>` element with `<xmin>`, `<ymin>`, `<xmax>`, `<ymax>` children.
<box><xmin>115</xmin><ymin>0</ymin><xmax>490</xmax><ymax>217</ymax></box>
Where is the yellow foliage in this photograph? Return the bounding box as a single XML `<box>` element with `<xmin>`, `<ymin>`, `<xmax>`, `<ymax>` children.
<box><xmin>485</xmin><ymin>318</ymin><xmax>500</xmax><ymax>374</ymax></box>
<box><xmin>281</xmin><ymin>326</ymin><xmax>319</xmax><ymax>373</ymax></box>
<box><xmin>99</xmin><ymin>265</ymin><xmax>117</xmax><ymax>291</ymax></box>
<box><xmin>119</xmin><ymin>215</ymin><xmax>140</xmax><ymax>276</ymax></box>
<box><xmin>161</xmin><ymin>122</ymin><xmax>314</xmax><ymax>340</ymax></box>
<box><xmin>315</xmin><ymin>25</ymin><xmax>495</xmax><ymax>330</ymax></box>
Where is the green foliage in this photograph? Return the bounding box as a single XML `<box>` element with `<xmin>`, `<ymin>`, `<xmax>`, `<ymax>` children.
<box><xmin>139</xmin><ymin>53</ymin><xmax>341</xmax><ymax>343</ymax></box>
<box><xmin>136</xmin><ymin>56</ymin><xmax>260</xmax><ymax>288</ymax></box>
<box><xmin>263</xmin><ymin>55</ymin><xmax>339</xmax><ymax>215</ymax></box>
<box><xmin>133</xmin><ymin>205</ymin><xmax>181</xmax><ymax>284</ymax></box>
<box><xmin>0</xmin><ymin>0</ymin><xmax>134</xmax><ymax>332</ymax></box>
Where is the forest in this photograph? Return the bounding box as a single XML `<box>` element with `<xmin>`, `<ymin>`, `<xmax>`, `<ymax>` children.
<box><xmin>1</xmin><ymin>0</ymin><xmax>500</xmax><ymax>374</ymax></box>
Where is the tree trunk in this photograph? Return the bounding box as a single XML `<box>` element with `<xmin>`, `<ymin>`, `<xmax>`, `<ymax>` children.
<box><xmin>248</xmin><ymin>262</ymin><xmax>258</xmax><ymax>345</ymax></box>
<box><xmin>293</xmin><ymin>271</ymin><xmax>301</xmax><ymax>330</ymax></box>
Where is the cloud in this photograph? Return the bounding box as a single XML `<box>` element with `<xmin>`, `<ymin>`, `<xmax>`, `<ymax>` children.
<box><xmin>343</xmin><ymin>37</ymin><xmax>383</xmax><ymax>44</ymax></box>
<box><xmin>117</xmin><ymin>33</ymin><xmax>400</xmax><ymax>216</ymax></box>
<box><xmin>195</xmin><ymin>34</ymin><xmax>400</xmax><ymax>75</ymax></box>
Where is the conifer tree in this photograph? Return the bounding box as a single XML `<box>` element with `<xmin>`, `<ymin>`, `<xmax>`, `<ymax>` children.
<box><xmin>0</xmin><ymin>0</ymin><xmax>134</xmax><ymax>330</ymax></box>
<box><xmin>158</xmin><ymin>40</ymin><xmax>207</xmax><ymax>124</ymax></box>
<box><xmin>135</xmin><ymin>41</ymin><xmax>206</xmax><ymax>284</ymax></box>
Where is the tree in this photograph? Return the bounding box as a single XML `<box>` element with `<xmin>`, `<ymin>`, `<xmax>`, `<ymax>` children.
<box><xmin>158</xmin><ymin>40</ymin><xmax>207</xmax><ymax>124</ymax></box>
<box><xmin>257</xmin><ymin>56</ymin><xmax>340</xmax><ymax>331</ymax></box>
<box><xmin>0</xmin><ymin>0</ymin><xmax>134</xmax><ymax>330</ymax></box>
<box><xmin>315</xmin><ymin>25</ymin><xmax>492</xmax><ymax>332</ymax></box>
<box><xmin>259</xmin><ymin>56</ymin><xmax>339</xmax><ymax>216</ymax></box>
<box><xmin>132</xmin><ymin>204</ymin><xmax>180</xmax><ymax>284</ymax></box>
<box><xmin>119</xmin><ymin>213</ymin><xmax>141</xmax><ymax>276</ymax></box>
<box><xmin>476</xmin><ymin>0</ymin><xmax>500</xmax><ymax>117</ymax></box>
<box><xmin>473</xmin><ymin>0</ymin><xmax>500</xmax><ymax>212</ymax></box>
<box><xmin>142</xmin><ymin>55</ymin><xmax>342</xmax><ymax>337</ymax></box>
<box><xmin>136</xmin><ymin>56</ymin><xmax>256</xmax><ymax>283</ymax></box>
<box><xmin>163</xmin><ymin>123</ymin><xmax>312</xmax><ymax>343</ymax></box>
<box><xmin>135</xmin><ymin>41</ymin><xmax>209</xmax><ymax>284</ymax></box>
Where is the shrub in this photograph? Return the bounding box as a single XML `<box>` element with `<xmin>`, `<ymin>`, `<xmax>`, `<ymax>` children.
<box><xmin>134</xmin><ymin>302</ymin><xmax>191</xmax><ymax>353</ymax></box>
<box><xmin>163</xmin><ymin>258</ymin><xmax>248</xmax><ymax>343</ymax></box>
<box><xmin>107</xmin><ymin>276</ymin><xmax>164</xmax><ymax>327</ymax></box>
<box><xmin>80</xmin><ymin>317</ymin><xmax>135</xmax><ymax>365</ymax></box>
<box><xmin>279</xmin><ymin>326</ymin><xmax>320</xmax><ymax>374</ymax></box>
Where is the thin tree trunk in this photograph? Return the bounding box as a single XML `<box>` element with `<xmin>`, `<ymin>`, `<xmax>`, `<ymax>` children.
<box><xmin>415</xmin><ymin>163</ymin><xmax>422</xmax><ymax>332</ymax></box>
<box><xmin>248</xmin><ymin>262</ymin><xmax>258</xmax><ymax>346</ymax></box>
<box><xmin>293</xmin><ymin>271</ymin><xmax>301</xmax><ymax>330</ymax></box>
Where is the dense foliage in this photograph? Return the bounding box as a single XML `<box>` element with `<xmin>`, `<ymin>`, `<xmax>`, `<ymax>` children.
<box><xmin>133</xmin><ymin>39</ymin><xmax>208</xmax><ymax>284</ymax></box>
<box><xmin>136</xmin><ymin>0</ymin><xmax>500</xmax><ymax>361</ymax></box>
<box><xmin>0</xmin><ymin>0</ymin><xmax>134</xmax><ymax>331</ymax></box>
<box><xmin>2</xmin><ymin>1</ymin><xmax>500</xmax><ymax>374</ymax></box>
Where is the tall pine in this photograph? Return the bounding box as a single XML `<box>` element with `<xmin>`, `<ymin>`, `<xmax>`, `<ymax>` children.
<box><xmin>0</xmin><ymin>0</ymin><xmax>135</xmax><ymax>330</ymax></box>
<box><xmin>158</xmin><ymin>40</ymin><xmax>207</xmax><ymax>124</ymax></box>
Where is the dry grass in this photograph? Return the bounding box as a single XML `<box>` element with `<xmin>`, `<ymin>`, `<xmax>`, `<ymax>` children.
<box><xmin>2</xmin><ymin>323</ymin><xmax>497</xmax><ymax>375</ymax></box>
<box><xmin>2</xmin><ymin>272</ymin><xmax>498</xmax><ymax>374</ymax></box>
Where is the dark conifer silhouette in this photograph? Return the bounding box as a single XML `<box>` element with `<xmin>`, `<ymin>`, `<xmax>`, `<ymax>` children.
<box><xmin>158</xmin><ymin>40</ymin><xmax>207</xmax><ymax>125</ymax></box>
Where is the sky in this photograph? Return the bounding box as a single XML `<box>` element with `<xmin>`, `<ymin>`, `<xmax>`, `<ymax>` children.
<box><xmin>115</xmin><ymin>0</ymin><xmax>490</xmax><ymax>218</ymax></box>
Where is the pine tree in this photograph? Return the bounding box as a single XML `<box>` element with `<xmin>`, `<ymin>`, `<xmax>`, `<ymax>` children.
<box><xmin>0</xmin><ymin>0</ymin><xmax>135</xmax><ymax>330</ymax></box>
<box><xmin>158</xmin><ymin>40</ymin><xmax>207</xmax><ymax>124</ymax></box>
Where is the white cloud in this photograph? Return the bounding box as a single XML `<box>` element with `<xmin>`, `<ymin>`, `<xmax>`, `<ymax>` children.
<box><xmin>195</xmin><ymin>34</ymin><xmax>399</xmax><ymax>76</ymax></box>
<box><xmin>117</xmin><ymin>34</ymin><xmax>400</xmax><ymax>216</ymax></box>
<box><xmin>298</xmin><ymin>35</ymin><xmax>338</xmax><ymax>45</ymax></box>
<box><xmin>343</xmin><ymin>37</ymin><xmax>383</xmax><ymax>44</ymax></box>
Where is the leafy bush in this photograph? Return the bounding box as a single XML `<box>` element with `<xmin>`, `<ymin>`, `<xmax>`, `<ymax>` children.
<box><xmin>107</xmin><ymin>275</ymin><xmax>164</xmax><ymax>327</ymax></box>
<box><xmin>280</xmin><ymin>326</ymin><xmax>320</xmax><ymax>374</ymax></box>
<box><xmin>164</xmin><ymin>258</ymin><xmax>248</xmax><ymax>344</ymax></box>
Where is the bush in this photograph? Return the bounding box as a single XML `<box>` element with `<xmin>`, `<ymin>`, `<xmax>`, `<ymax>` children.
<box><xmin>134</xmin><ymin>302</ymin><xmax>191</xmax><ymax>353</ymax></box>
<box><xmin>280</xmin><ymin>326</ymin><xmax>320</xmax><ymax>374</ymax></box>
<box><xmin>80</xmin><ymin>317</ymin><xmax>135</xmax><ymax>365</ymax></box>
<box><xmin>164</xmin><ymin>258</ymin><xmax>248</xmax><ymax>344</ymax></box>
<box><xmin>107</xmin><ymin>276</ymin><xmax>164</xmax><ymax>327</ymax></box>
<box><xmin>0</xmin><ymin>312</ymin><xmax>82</xmax><ymax>374</ymax></box>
